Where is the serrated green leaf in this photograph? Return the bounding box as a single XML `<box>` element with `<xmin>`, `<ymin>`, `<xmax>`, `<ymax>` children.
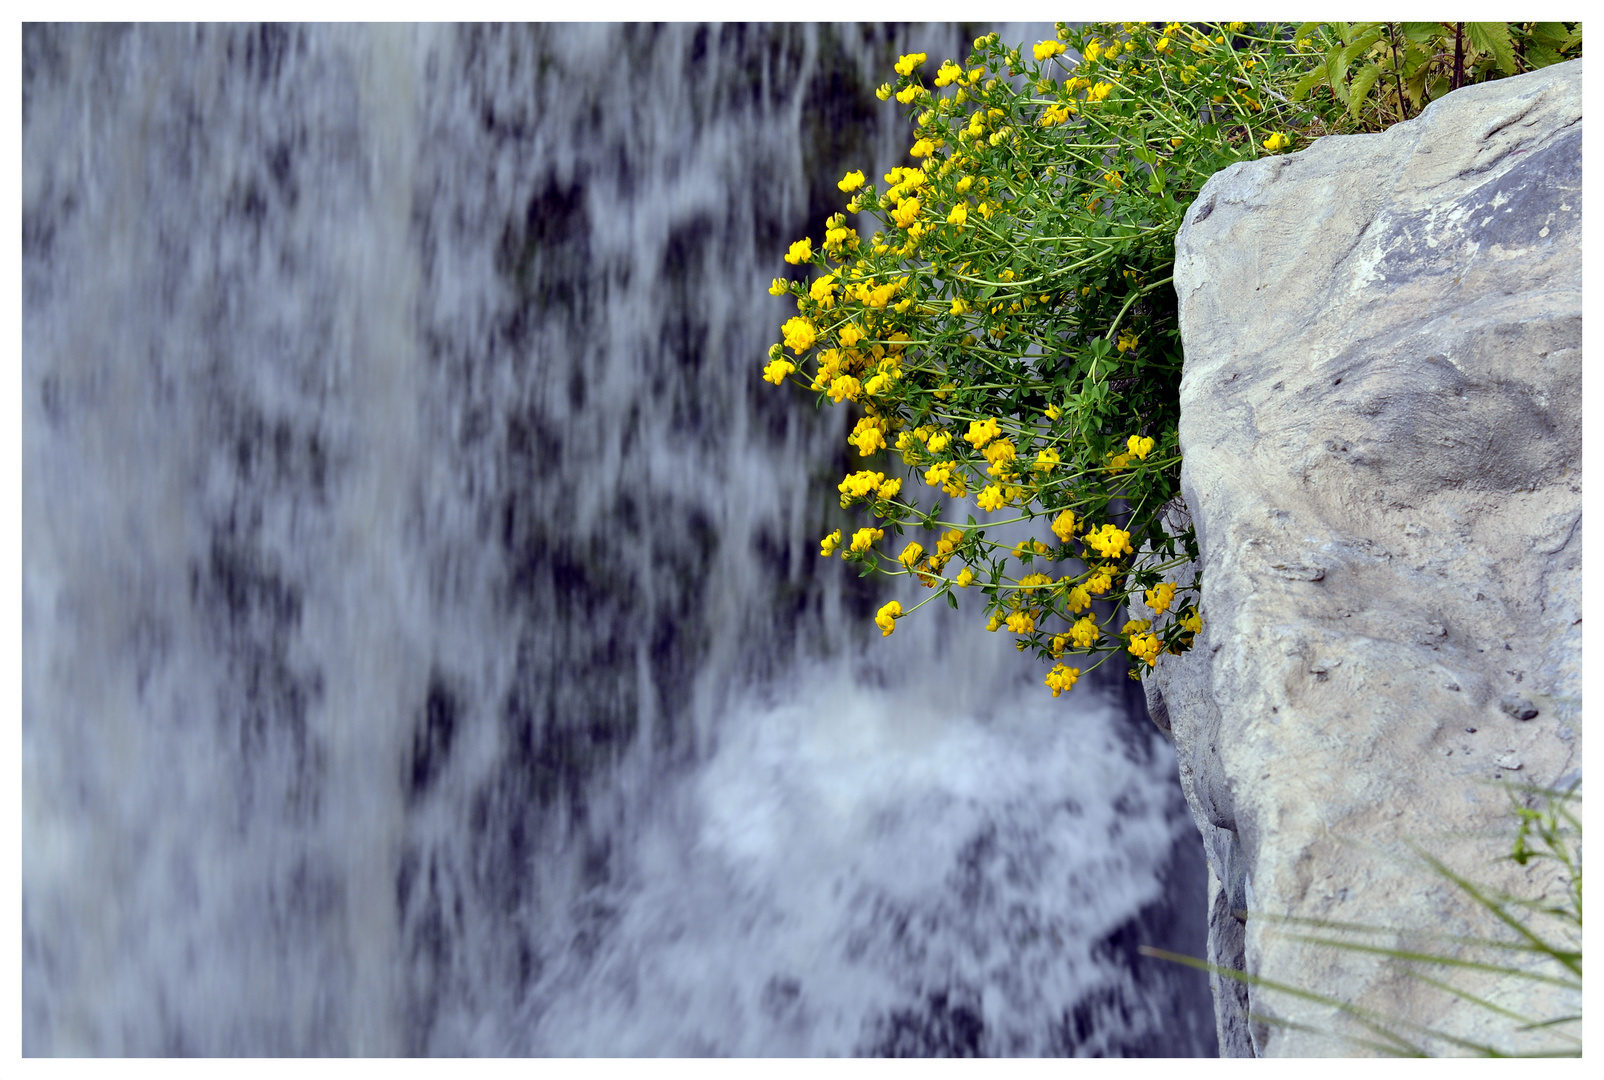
<box><xmin>1529</xmin><ymin>22</ymin><xmax>1568</xmax><ymax>47</ymax></box>
<box><xmin>1339</xmin><ymin>28</ymin><xmax>1385</xmax><ymax>71</ymax></box>
<box><xmin>1466</xmin><ymin>22</ymin><xmax>1516</xmax><ymax>75</ymax></box>
<box><xmin>1325</xmin><ymin>53</ymin><xmax>1350</xmax><ymax>103</ymax></box>
<box><xmin>1349</xmin><ymin>62</ymin><xmax>1384</xmax><ymax>120</ymax></box>
<box><xmin>1525</xmin><ymin>45</ymin><xmax>1564</xmax><ymax>70</ymax></box>
<box><xmin>1293</xmin><ymin>21</ymin><xmax>1323</xmax><ymax>42</ymax></box>
<box><xmin>1292</xmin><ymin>66</ymin><xmax>1328</xmax><ymax>101</ymax></box>
<box><xmin>1401</xmin><ymin>22</ymin><xmax>1443</xmax><ymax>45</ymax></box>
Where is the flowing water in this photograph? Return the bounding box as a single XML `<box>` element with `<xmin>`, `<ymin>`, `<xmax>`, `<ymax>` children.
<box><xmin>22</xmin><ymin>23</ymin><xmax>1215</xmax><ymax>1056</ymax></box>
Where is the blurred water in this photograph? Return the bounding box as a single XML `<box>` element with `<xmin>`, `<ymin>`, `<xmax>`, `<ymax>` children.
<box><xmin>22</xmin><ymin>23</ymin><xmax>1214</xmax><ymax>1056</ymax></box>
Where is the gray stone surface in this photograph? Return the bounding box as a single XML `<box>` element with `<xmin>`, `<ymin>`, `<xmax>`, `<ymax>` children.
<box><xmin>1140</xmin><ymin>60</ymin><xmax>1582</xmax><ymax>1056</ymax></box>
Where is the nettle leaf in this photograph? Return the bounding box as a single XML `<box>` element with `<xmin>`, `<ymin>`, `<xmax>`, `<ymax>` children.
<box><xmin>1466</xmin><ymin>22</ymin><xmax>1516</xmax><ymax>75</ymax></box>
<box><xmin>1398</xmin><ymin>22</ymin><xmax>1450</xmax><ymax>46</ymax></box>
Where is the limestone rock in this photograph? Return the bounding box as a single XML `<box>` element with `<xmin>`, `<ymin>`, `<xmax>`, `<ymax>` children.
<box><xmin>1145</xmin><ymin>60</ymin><xmax>1582</xmax><ymax>1056</ymax></box>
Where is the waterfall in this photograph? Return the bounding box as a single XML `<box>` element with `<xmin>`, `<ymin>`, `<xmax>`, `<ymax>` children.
<box><xmin>22</xmin><ymin>23</ymin><xmax>1214</xmax><ymax>1056</ymax></box>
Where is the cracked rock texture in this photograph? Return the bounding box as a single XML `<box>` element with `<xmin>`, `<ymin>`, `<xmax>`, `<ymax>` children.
<box><xmin>1138</xmin><ymin>60</ymin><xmax>1582</xmax><ymax>1056</ymax></box>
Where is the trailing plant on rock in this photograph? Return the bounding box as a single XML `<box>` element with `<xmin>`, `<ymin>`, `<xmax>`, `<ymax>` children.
<box><xmin>763</xmin><ymin>21</ymin><xmax>1318</xmax><ymax>693</ymax></box>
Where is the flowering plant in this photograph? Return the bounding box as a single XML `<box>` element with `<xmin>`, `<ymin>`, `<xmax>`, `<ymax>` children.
<box><xmin>764</xmin><ymin>22</ymin><xmax>1352</xmax><ymax>694</ymax></box>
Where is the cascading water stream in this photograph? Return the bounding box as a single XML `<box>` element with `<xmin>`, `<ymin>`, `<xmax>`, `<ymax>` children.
<box><xmin>23</xmin><ymin>23</ymin><xmax>1215</xmax><ymax>1056</ymax></box>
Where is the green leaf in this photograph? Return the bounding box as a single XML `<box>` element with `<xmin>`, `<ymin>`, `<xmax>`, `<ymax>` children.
<box><xmin>1529</xmin><ymin>22</ymin><xmax>1569</xmax><ymax>47</ymax></box>
<box><xmin>1348</xmin><ymin>62</ymin><xmax>1384</xmax><ymax>120</ymax></box>
<box><xmin>1291</xmin><ymin>66</ymin><xmax>1328</xmax><ymax>101</ymax></box>
<box><xmin>1339</xmin><ymin>27</ymin><xmax>1385</xmax><ymax>72</ymax></box>
<box><xmin>1466</xmin><ymin>22</ymin><xmax>1516</xmax><ymax>75</ymax></box>
<box><xmin>1293</xmin><ymin>21</ymin><xmax>1324</xmax><ymax>42</ymax></box>
<box><xmin>1400</xmin><ymin>22</ymin><xmax>1444</xmax><ymax>46</ymax></box>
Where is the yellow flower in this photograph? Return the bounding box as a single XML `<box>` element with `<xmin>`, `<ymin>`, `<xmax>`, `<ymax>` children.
<box><xmin>955</xmin><ymin>567</ymin><xmax>976</xmax><ymax>588</ymax></box>
<box><xmin>896</xmin><ymin>84</ymin><xmax>922</xmax><ymax>105</ymax></box>
<box><xmin>876</xmin><ymin>600</ymin><xmax>902</xmax><ymax>636</ymax></box>
<box><xmin>1144</xmin><ymin>581</ymin><xmax>1177</xmax><ymax>614</ymax></box>
<box><xmin>893</xmin><ymin>52</ymin><xmax>927</xmax><ymax>76</ymax></box>
<box><xmin>1051</xmin><ymin>509</ymin><xmax>1077</xmax><ymax>543</ymax></box>
<box><xmin>809</xmin><ymin>274</ymin><xmax>837</xmax><ymax>307</ymax></box>
<box><xmin>848</xmin><ymin>417</ymin><xmax>887</xmax><ymax>456</ymax></box>
<box><xmin>781</xmin><ymin>316</ymin><xmax>817</xmax><ymax>354</ymax></box>
<box><xmin>1032</xmin><ymin>40</ymin><xmax>1066</xmax><ymax>61</ymax></box>
<box><xmin>1006</xmin><ymin>610</ymin><xmax>1035</xmax><ymax>634</ymax></box>
<box><xmin>1069</xmin><ymin>615</ymin><xmax>1100</xmax><ymax>648</ymax></box>
<box><xmin>1116</xmin><ymin>329</ymin><xmax>1139</xmax><ymax>353</ymax></box>
<box><xmin>827</xmin><ymin>374</ymin><xmax>861</xmax><ymax>403</ymax></box>
<box><xmin>1127</xmin><ymin>434</ymin><xmax>1156</xmax><ymax>459</ymax></box>
<box><xmin>1044</xmin><ymin>664</ymin><xmax>1080</xmax><ymax>698</ymax></box>
<box><xmin>1156</xmin><ymin>36</ymin><xmax>1172</xmax><ymax>53</ymax></box>
<box><xmin>820</xmin><ymin>529</ymin><xmax>841</xmax><ymax>557</ymax></box>
<box><xmin>768</xmin><ymin>277</ymin><xmax>789</xmax><ymax>296</ymax></box>
<box><xmin>946</xmin><ymin>203</ymin><xmax>968</xmax><ymax>226</ymax></box>
<box><xmin>1121</xmin><ymin>618</ymin><xmax>1151</xmax><ymax>636</ymax></box>
<box><xmin>949</xmin><ymin>297</ymin><xmax>968</xmax><ymax>315</ymax></box>
<box><xmin>762</xmin><ymin>358</ymin><xmax>796</xmax><ymax>385</ymax></box>
<box><xmin>1066</xmin><ymin>584</ymin><xmax>1091</xmax><ymax>613</ymax></box>
<box><xmin>838</xmin><ymin>169</ymin><xmax>865</xmax><ymax>191</ymax></box>
<box><xmin>982</xmin><ymin>438</ymin><xmax>1016</xmax><ymax>477</ymax></box>
<box><xmin>1263</xmin><ymin>131</ymin><xmax>1291</xmax><ymax>152</ymax></box>
<box><xmin>1179</xmin><ymin>609</ymin><xmax>1202</xmax><ymax>634</ymax></box>
<box><xmin>876</xmin><ymin>83</ymin><xmax>892</xmax><ymax>101</ymax></box>
<box><xmin>899</xmin><ymin>541</ymin><xmax>924</xmax><ymax>569</ymax></box>
<box><xmin>964</xmin><ymin>417</ymin><xmax>1002</xmax><ymax>448</ymax></box>
<box><xmin>1086</xmin><ymin>568</ymin><xmax>1113</xmax><ymax>595</ymax></box>
<box><xmin>1083</xmin><ymin>524</ymin><xmax>1133</xmax><ymax>559</ymax></box>
<box><xmin>891</xmin><ymin>198</ymin><xmax>921</xmax><ymax>228</ymax></box>
<box><xmin>955</xmin><ymin>175</ymin><xmax>974</xmax><ymax>195</ymax></box>
<box><xmin>1086</xmin><ymin>81</ymin><xmax>1112</xmax><ymax>102</ymax></box>
<box><xmin>1084</xmin><ymin>40</ymin><xmax>1102</xmax><ymax>63</ymax></box>
<box><xmin>1128</xmin><ymin>632</ymin><xmax>1161</xmax><ymax>666</ymax></box>
<box><xmin>1034</xmin><ymin>448</ymin><xmax>1061</xmax><ymax>473</ymax></box>
<box><xmin>934</xmin><ymin>60</ymin><xmax>964</xmax><ymax>87</ymax></box>
<box><xmin>850</xmin><ymin>526</ymin><xmax>884</xmax><ymax>554</ymax></box>
<box><xmin>877</xmin><ymin>477</ymin><xmax>902</xmax><ymax>500</ymax></box>
<box><xmin>784</xmin><ymin>237</ymin><xmax>813</xmax><ymax>265</ymax></box>
<box><xmin>910</xmin><ymin>138</ymin><xmax>935</xmax><ymax>158</ymax></box>
<box><xmin>985</xmin><ymin>613</ymin><xmax>1003</xmax><ymax>632</ymax></box>
<box><xmin>838</xmin><ymin>469</ymin><xmax>886</xmax><ymax>506</ymax></box>
<box><xmin>1044</xmin><ymin>403</ymin><xmax>1062</xmax><ymax>421</ymax></box>
<box><xmin>977</xmin><ymin>485</ymin><xmax>1006</xmax><ymax>512</ymax></box>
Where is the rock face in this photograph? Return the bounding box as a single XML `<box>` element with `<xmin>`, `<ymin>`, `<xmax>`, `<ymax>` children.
<box><xmin>1141</xmin><ymin>60</ymin><xmax>1582</xmax><ymax>1056</ymax></box>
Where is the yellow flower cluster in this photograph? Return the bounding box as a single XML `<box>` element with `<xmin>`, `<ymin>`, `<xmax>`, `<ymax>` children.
<box><xmin>1082</xmin><ymin>524</ymin><xmax>1133</xmax><ymax>559</ymax></box>
<box><xmin>1044</xmin><ymin>663</ymin><xmax>1080</xmax><ymax>697</ymax></box>
<box><xmin>838</xmin><ymin>469</ymin><xmax>900</xmax><ymax>506</ymax></box>
<box><xmin>781</xmin><ymin>316</ymin><xmax>816</xmax><ymax>354</ymax></box>
<box><xmin>876</xmin><ymin>600</ymin><xmax>902</xmax><ymax>636</ymax></box>
<box><xmin>850</xmin><ymin>527</ymin><xmax>883</xmax><ymax>553</ymax></box>
<box><xmin>1144</xmin><ymin>581</ymin><xmax>1177</xmax><ymax>614</ymax></box>
<box><xmin>1128</xmin><ymin>631</ymin><xmax>1161</xmax><ymax>667</ymax></box>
